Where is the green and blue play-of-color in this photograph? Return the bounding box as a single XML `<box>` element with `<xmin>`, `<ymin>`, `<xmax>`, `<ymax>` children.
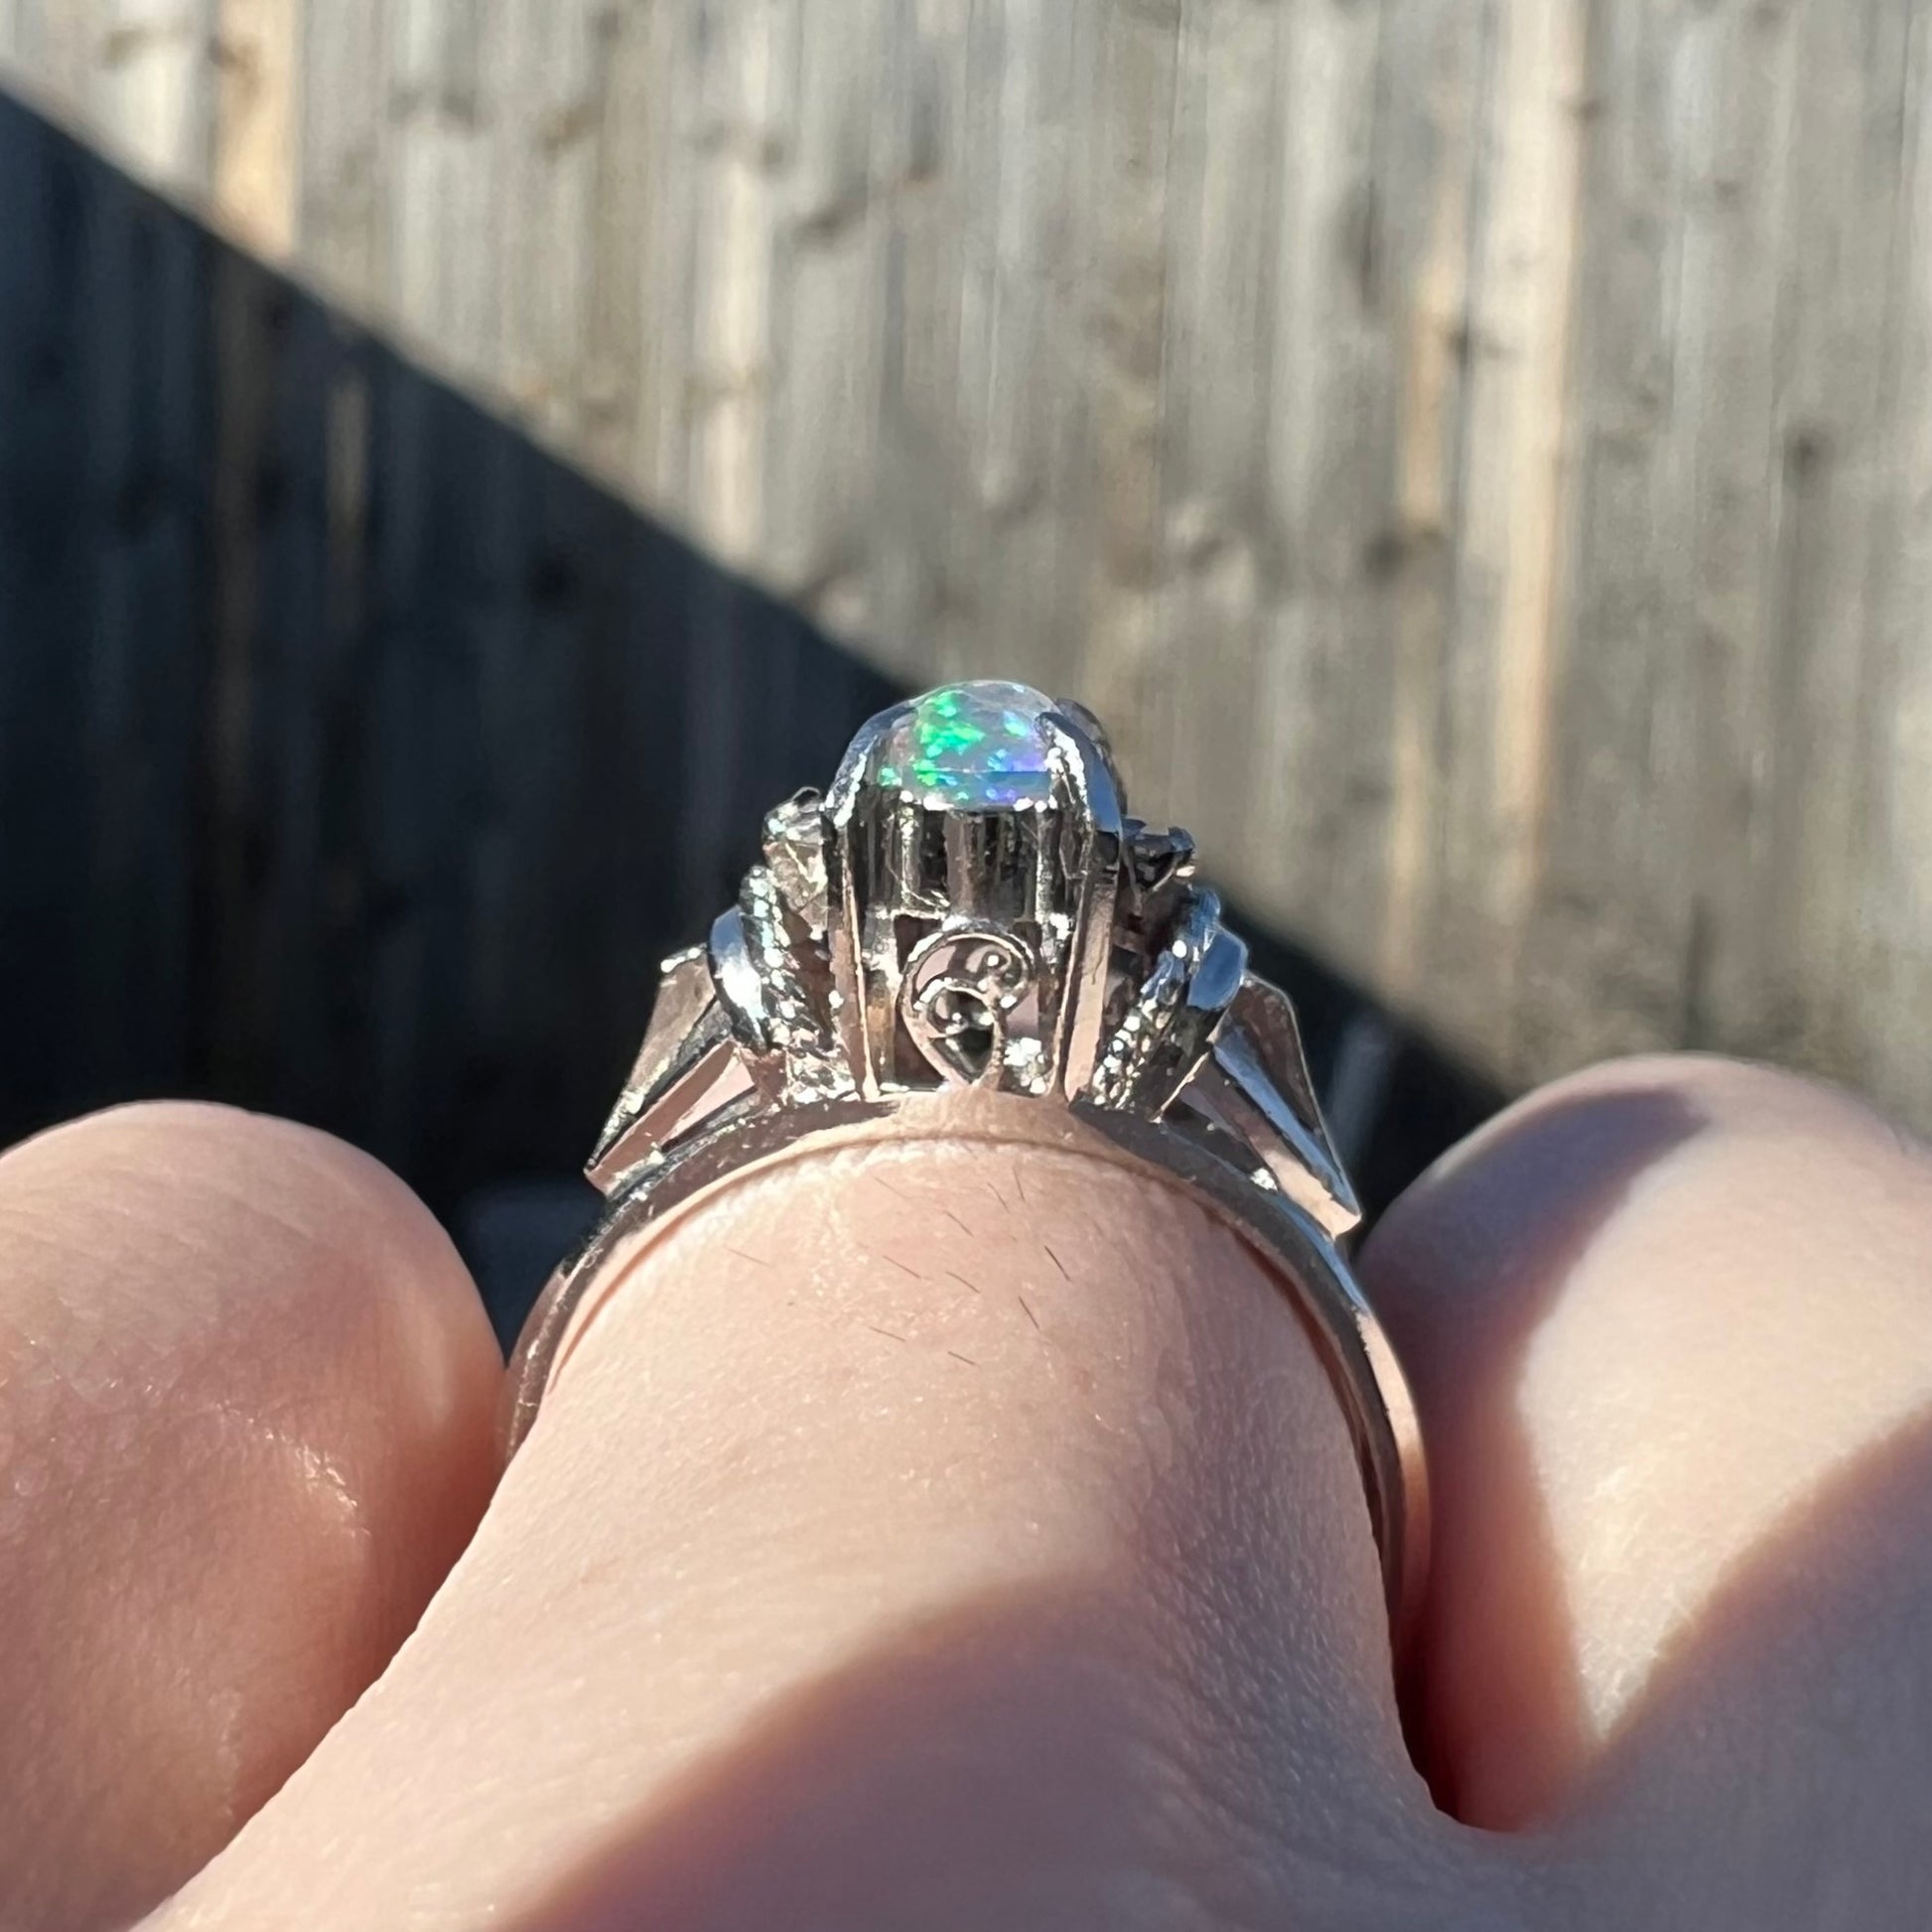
<box><xmin>874</xmin><ymin>682</ymin><xmax>1057</xmax><ymax>809</ymax></box>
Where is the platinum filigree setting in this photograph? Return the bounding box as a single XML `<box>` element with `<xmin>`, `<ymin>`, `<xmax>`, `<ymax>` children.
<box><xmin>514</xmin><ymin>679</ymin><xmax>1426</xmax><ymax>1644</ymax></box>
<box><xmin>585</xmin><ymin>681</ymin><xmax>1356</xmax><ymax>1241</ymax></box>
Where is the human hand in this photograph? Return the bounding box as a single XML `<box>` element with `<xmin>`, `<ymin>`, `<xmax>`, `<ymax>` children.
<box><xmin>5</xmin><ymin>1054</ymin><xmax>1929</xmax><ymax>1929</ymax></box>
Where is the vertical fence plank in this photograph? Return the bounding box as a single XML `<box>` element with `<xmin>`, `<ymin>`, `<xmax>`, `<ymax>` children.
<box><xmin>212</xmin><ymin>0</ymin><xmax>297</xmax><ymax>252</ymax></box>
<box><xmin>298</xmin><ymin>0</ymin><xmax>385</xmax><ymax>289</ymax></box>
<box><xmin>1249</xmin><ymin>0</ymin><xmax>1397</xmax><ymax>976</ymax></box>
<box><xmin>1860</xmin><ymin>0</ymin><xmax>1932</xmax><ymax>1126</ymax></box>
<box><xmin>0</xmin><ymin>97</ymin><xmax>96</xmax><ymax>1118</ymax></box>
<box><xmin>90</xmin><ymin>0</ymin><xmax>214</xmax><ymax>189</ymax></box>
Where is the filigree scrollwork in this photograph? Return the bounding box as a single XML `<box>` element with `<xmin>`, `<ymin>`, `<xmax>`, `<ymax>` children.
<box><xmin>900</xmin><ymin>924</ymin><xmax>1036</xmax><ymax>1088</ymax></box>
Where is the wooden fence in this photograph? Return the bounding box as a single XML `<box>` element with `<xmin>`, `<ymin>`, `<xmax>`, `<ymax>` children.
<box><xmin>0</xmin><ymin>91</ymin><xmax>1492</xmax><ymax>1236</ymax></box>
<box><xmin>4</xmin><ymin>0</ymin><xmax>1930</xmax><ymax>1141</ymax></box>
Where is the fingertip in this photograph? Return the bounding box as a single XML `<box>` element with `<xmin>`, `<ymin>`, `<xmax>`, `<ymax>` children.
<box><xmin>0</xmin><ymin>1101</ymin><xmax>502</xmax><ymax>1929</ymax></box>
<box><xmin>1363</xmin><ymin>1054</ymin><xmax>1932</xmax><ymax>1827</ymax></box>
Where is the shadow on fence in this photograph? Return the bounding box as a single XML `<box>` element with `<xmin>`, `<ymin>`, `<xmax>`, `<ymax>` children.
<box><xmin>0</xmin><ymin>87</ymin><xmax>1495</xmax><ymax>1337</ymax></box>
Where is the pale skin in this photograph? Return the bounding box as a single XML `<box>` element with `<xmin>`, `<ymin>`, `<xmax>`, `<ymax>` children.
<box><xmin>3</xmin><ymin>1054</ymin><xmax>1930</xmax><ymax>1930</ymax></box>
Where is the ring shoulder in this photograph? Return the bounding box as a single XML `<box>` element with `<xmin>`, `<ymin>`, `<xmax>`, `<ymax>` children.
<box><xmin>1178</xmin><ymin>976</ymin><xmax>1363</xmax><ymax>1240</ymax></box>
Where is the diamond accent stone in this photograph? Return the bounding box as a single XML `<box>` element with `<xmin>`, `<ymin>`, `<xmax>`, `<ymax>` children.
<box><xmin>1088</xmin><ymin>889</ymin><xmax>1225</xmax><ymax>1110</ymax></box>
<box><xmin>738</xmin><ymin>867</ymin><xmax>852</xmax><ymax>1100</ymax></box>
<box><xmin>761</xmin><ymin>789</ymin><xmax>829</xmax><ymax>932</ymax></box>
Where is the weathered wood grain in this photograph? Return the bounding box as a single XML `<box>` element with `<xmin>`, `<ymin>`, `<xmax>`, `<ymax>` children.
<box><xmin>5</xmin><ymin>0</ymin><xmax>1931</xmax><ymax>1132</ymax></box>
<box><xmin>1</xmin><ymin>84</ymin><xmax>1497</xmax><ymax>1228</ymax></box>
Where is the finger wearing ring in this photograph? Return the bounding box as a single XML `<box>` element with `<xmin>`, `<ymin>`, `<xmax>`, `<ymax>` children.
<box><xmin>505</xmin><ymin>680</ymin><xmax>1429</xmax><ymax>1653</ymax></box>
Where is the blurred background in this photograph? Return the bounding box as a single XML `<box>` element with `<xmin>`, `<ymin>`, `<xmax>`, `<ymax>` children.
<box><xmin>3</xmin><ymin>1</ymin><xmax>1926</xmax><ymax>1332</ymax></box>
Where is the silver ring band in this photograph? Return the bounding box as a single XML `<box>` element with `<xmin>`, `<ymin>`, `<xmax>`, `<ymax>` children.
<box><xmin>504</xmin><ymin>681</ymin><xmax>1430</xmax><ymax>1651</ymax></box>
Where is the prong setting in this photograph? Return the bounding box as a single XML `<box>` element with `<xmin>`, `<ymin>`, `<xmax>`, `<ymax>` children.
<box><xmin>592</xmin><ymin>681</ymin><xmax>1350</xmax><ymax>1221</ymax></box>
<box><xmin>520</xmin><ymin>679</ymin><xmax>1425</xmax><ymax>1644</ymax></box>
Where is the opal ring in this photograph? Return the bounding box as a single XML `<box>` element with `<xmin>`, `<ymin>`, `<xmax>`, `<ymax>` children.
<box><xmin>503</xmin><ymin>681</ymin><xmax>1430</xmax><ymax>1651</ymax></box>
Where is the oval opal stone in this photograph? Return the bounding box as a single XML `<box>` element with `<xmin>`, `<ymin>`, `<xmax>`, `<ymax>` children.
<box><xmin>873</xmin><ymin>681</ymin><xmax>1057</xmax><ymax>809</ymax></box>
